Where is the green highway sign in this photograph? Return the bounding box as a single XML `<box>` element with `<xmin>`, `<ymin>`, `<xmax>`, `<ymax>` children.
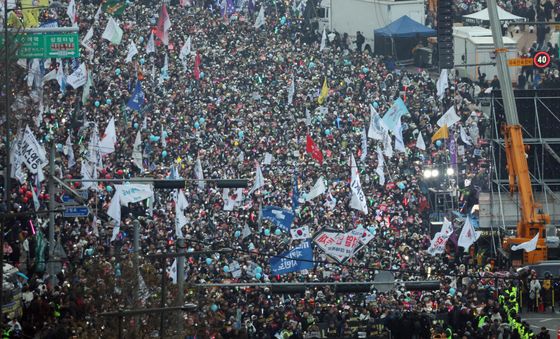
<box><xmin>0</xmin><ymin>33</ymin><xmax>79</xmax><ymax>59</ymax></box>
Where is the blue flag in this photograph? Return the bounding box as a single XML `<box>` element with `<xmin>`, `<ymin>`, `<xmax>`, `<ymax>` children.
<box><xmin>261</xmin><ymin>206</ymin><xmax>294</xmax><ymax>232</ymax></box>
<box><xmin>270</xmin><ymin>240</ymin><xmax>313</xmax><ymax>275</ymax></box>
<box><xmin>127</xmin><ymin>81</ymin><xmax>145</xmax><ymax>111</ymax></box>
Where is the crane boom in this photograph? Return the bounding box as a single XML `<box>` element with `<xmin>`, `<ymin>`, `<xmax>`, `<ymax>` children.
<box><xmin>486</xmin><ymin>0</ymin><xmax>549</xmax><ymax>264</ymax></box>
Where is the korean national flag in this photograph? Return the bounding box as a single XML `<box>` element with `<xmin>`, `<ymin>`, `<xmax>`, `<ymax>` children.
<box><xmin>261</xmin><ymin>206</ymin><xmax>295</xmax><ymax>232</ymax></box>
<box><xmin>127</xmin><ymin>81</ymin><xmax>145</xmax><ymax>111</ymax></box>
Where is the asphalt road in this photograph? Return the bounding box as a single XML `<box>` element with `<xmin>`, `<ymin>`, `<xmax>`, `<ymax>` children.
<box><xmin>521</xmin><ymin>311</ymin><xmax>560</xmax><ymax>333</ymax></box>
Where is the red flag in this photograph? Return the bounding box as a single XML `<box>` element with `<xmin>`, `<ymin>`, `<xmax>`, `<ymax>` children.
<box><xmin>155</xmin><ymin>3</ymin><xmax>171</xmax><ymax>45</ymax></box>
<box><xmin>194</xmin><ymin>51</ymin><xmax>201</xmax><ymax>80</ymax></box>
<box><xmin>306</xmin><ymin>134</ymin><xmax>323</xmax><ymax>165</ymax></box>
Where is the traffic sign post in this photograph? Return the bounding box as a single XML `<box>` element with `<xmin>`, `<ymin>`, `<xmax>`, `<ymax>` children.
<box><xmin>0</xmin><ymin>32</ymin><xmax>79</xmax><ymax>59</ymax></box>
<box><xmin>61</xmin><ymin>190</ymin><xmax>88</xmax><ymax>205</ymax></box>
<box><xmin>63</xmin><ymin>206</ymin><xmax>89</xmax><ymax>218</ymax></box>
<box><xmin>534</xmin><ymin>51</ymin><xmax>551</xmax><ymax>69</ymax></box>
<box><xmin>507</xmin><ymin>58</ymin><xmax>533</xmax><ymax>67</ymax></box>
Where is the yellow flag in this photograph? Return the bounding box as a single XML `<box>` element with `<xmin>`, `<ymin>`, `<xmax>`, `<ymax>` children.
<box><xmin>21</xmin><ymin>0</ymin><xmax>44</xmax><ymax>28</ymax></box>
<box><xmin>7</xmin><ymin>11</ymin><xmax>23</xmax><ymax>28</ymax></box>
<box><xmin>22</xmin><ymin>10</ymin><xmax>39</xmax><ymax>28</ymax></box>
<box><xmin>317</xmin><ymin>77</ymin><xmax>329</xmax><ymax>105</ymax></box>
<box><xmin>431</xmin><ymin>124</ymin><xmax>449</xmax><ymax>142</ymax></box>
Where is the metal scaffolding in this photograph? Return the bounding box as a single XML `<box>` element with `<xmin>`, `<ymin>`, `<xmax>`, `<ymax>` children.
<box><xmin>490</xmin><ymin>91</ymin><xmax>560</xmax><ymax>230</ymax></box>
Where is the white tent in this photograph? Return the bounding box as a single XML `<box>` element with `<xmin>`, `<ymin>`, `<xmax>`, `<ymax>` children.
<box><xmin>463</xmin><ymin>7</ymin><xmax>526</xmax><ymax>24</ymax></box>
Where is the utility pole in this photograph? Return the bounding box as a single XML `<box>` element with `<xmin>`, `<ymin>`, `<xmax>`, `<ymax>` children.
<box><xmin>3</xmin><ymin>0</ymin><xmax>9</xmax><ymax>204</ymax></box>
<box><xmin>47</xmin><ymin>145</ymin><xmax>56</xmax><ymax>289</ymax></box>
<box><xmin>486</xmin><ymin>0</ymin><xmax>519</xmax><ymax>125</ymax></box>
<box><xmin>1</xmin><ymin>0</ymin><xmax>10</xmax><ymax>311</ymax></box>
<box><xmin>176</xmin><ymin>237</ymin><xmax>185</xmax><ymax>334</ymax></box>
<box><xmin>132</xmin><ymin>219</ymin><xmax>140</xmax><ymax>334</ymax></box>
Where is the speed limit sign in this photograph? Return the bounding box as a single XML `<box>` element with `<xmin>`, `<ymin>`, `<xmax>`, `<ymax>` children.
<box><xmin>533</xmin><ymin>51</ymin><xmax>551</xmax><ymax>68</ymax></box>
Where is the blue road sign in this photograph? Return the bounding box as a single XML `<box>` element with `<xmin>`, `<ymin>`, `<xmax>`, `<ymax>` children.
<box><xmin>63</xmin><ymin>206</ymin><xmax>89</xmax><ymax>218</ymax></box>
<box><xmin>62</xmin><ymin>191</ymin><xmax>89</xmax><ymax>205</ymax></box>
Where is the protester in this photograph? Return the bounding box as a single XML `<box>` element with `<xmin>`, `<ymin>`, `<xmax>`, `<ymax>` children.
<box><xmin>0</xmin><ymin>0</ymin><xmax>537</xmax><ymax>338</ymax></box>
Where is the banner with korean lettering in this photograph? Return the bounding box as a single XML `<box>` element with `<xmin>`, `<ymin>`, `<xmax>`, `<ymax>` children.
<box><xmin>426</xmin><ymin>218</ymin><xmax>454</xmax><ymax>256</ymax></box>
<box><xmin>114</xmin><ymin>184</ymin><xmax>154</xmax><ymax>204</ymax></box>
<box><xmin>21</xmin><ymin>126</ymin><xmax>47</xmax><ymax>174</ymax></box>
<box><xmin>270</xmin><ymin>240</ymin><xmax>314</xmax><ymax>275</ymax></box>
<box><xmin>314</xmin><ymin>230</ymin><xmax>365</xmax><ymax>263</ymax></box>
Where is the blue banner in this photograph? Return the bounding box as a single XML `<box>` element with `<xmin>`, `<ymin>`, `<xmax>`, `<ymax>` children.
<box><xmin>127</xmin><ymin>81</ymin><xmax>145</xmax><ymax>111</ymax></box>
<box><xmin>270</xmin><ymin>240</ymin><xmax>313</xmax><ymax>275</ymax></box>
<box><xmin>261</xmin><ymin>206</ymin><xmax>294</xmax><ymax>232</ymax></box>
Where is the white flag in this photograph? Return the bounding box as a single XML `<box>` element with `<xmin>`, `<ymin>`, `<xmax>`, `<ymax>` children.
<box><xmin>102</xmin><ymin>17</ymin><xmax>124</xmax><ymax>45</ymax></box>
<box><xmin>427</xmin><ymin>218</ymin><xmax>453</xmax><ymax>256</ymax></box>
<box><xmin>56</xmin><ymin>61</ymin><xmax>66</xmax><ymax>92</ymax></box>
<box><xmin>394</xmin><ymin>118</ymin><xmax>406</xmax><ymax>152</ymax></box>
<box><xmin>64</xmin><ymin>135</ymin><xmax>76</xmax><ymax>168</ymax></box>
<box><xmin>382</xmin><ymin>132</ymin><xmax>393</xmax><ymax>158</ymax></box>
<box><xmin>10</xmin><ymin>139</ymin><xmax>25</xmax><ymax>184</ymax></box>
<box><xmin>375</xmin><ymin>147</ymin><xmax>385</xmax><ymax>186</ymax></box>
<box><xmin>67</xmin><ymin>0</ymin><xmax>77</xmax><ymax>26</ymax></box>
<box><xmin>111</xmin><ymin>222</ymin><xmax>121</xmax><ymax>242</ymax></box>
<box><xmin>305</xmin><ymin>108</ymin><xmax>312</xmax><ymax>126</ymax></box>
<box><xmin>21</xmin><ymin>126</ymin><xmax>47</xmax><ymax>174</ymax></box>
<box><xmin>114</xmin><ymin>184</ymin><xmax>154</xmax><ymax>204</ymax></box>
<box><xmin>349</xmin><ymin>155</ymin><xmax>368</xmax><ymax>214</ymax></box>
<box><xmin>174</xmin><ymin>190</ymin><xmax>189</xmax><ymax>238</ymax></box>
<box><xmin>305</xmin><ymin>176</ymin><xmax>326</xmax><ymax>201</ymax></box>
<box><xmin>324</xmin><ymin>190</ymin><xmax>337</xmax><ymax>210</ymax></box>
<box><xmin>249</xmin><ymin>162</ymin><xmax>265</xmax><ymax>195</ymax></box>
<box><xmin>416</xmin><ymin>131</ymin><xmax>426</xmax><ymax>151</ymax></box>
<box><xmin>82</xmin><ymin>70</ymin><xmax>93</xmax><ymax>105</ymax></box>
<box><xmin>167</xmin><ymin>259</ymin><xmax>178</xmax><ymax>284</ymax></box>
<box><xmin>80</xmin><ymin>160</ymin><xmax>94</xmax><ymax>190</ymax></box>
<box><xmin>457</xmin><ymin>217</ymin><xmax>480</xmax><ymax>252</ymax></box>
<box><xmin>441</xmin><ymin>217</ymin><xmax>454</xmax><ymax>236</ymax></box>
<box><xmin>290</xmin><ymin>226</ymin><xmax>310</xmax><ymax>240</ymax></box>
<box><xmin>81</xmin><ymin>27</ymin><xmax>94</xmax><ymax>51</ymax></box>
<box><xmin>146</xmin><ymin>32</ymin><xmax>156</xmax><ymax>54</ymax></box>
<box><xmin>460</xmin><ymin>126</ymin><xmax>472</xmax><ymax>145</ymax></box>
<box><xmin>437</xmin><ymin>106</ymin><xmax>461</xmax><ymax>128</ymax></box>
<box><xmin>179</xmin><ymin>37</ymin><xmax>191</xmax><ymax>69</ymax></box>
<box><xmin>241</xmin><ymin>223</ymin><xmax>252</xmax><ymax>239</ymax></box>
<box><xmin>107</xmin><ymin>191</ymin><xmax>121</xmax><ymax>222</ymax></box>
<box><xmin>511</xmin><ymin>233</ymin><xmax>540</xmax><ymax>252</ymax></box>
<box><xmin>161</xmin><ymin>126</ymin><xmax>167</xmax><ymax>148</ymax></box>
<box><xmin>42</xmin><ymin>69</ymin><xmax>57</xmax><ymax>83</ymax></box>
<box><xmin>195</xmin><ymin>158</ymin><xmax>205</xmax><ymax>190</ymax></box>
<box><xmin>287</xmin><ymin>73</ymin><xmax>295</xmax><ymax>105</ymax></box>
<box><xmin>368</xmin><ymin>105</ymin><xmax>386</xmax><ymax>140</ymax></box>
<box><xmin>94</xmin><ymin>4</ymin><xmax>102</xmax><ymax>23</ymax></box>
<box><xmin>254</xmin><ymin>6</ymin><xmax>265</xmax><ymax>29</ymax></box>
<box><xmin>31</xmin><ymin>182</ymin><xmax>40</xmax><ymax>211</ymax></box>
<box><xmin>360</xmin><ymin>128</ymin><xmax>367</xmax><ymax>162</ymax></box>
<box><xmin>132</xmin><ymin>131</ymin><xmax>143</xmax><ymax>170</ymax></box>
<box><xmin>436</xmin><ymin>69</ymin><xmax>448</xmax><ymax>100</ymax></box>
<box><xmin>263</xmin><ymin>152</ymin><xmax>273</xmax><ymax>165</ymax></box>
<box><xmin>99</xmin><ymin>117</ymin><xmax>117</xmax><ymax>155</ymax></box>
<box><xmin>66</xmin><ymin>63</ymin><xmax>87</xmax><ymax>89</ymax></box>
<box><xmin>320</xmin><ymin>28</ymin><xmax>327</xmax><ymax>51</ymax></box>
<box><xmin>125</xmin><ymin>41</ymin><xmax>138</xmax><ymax>63</ymax></box>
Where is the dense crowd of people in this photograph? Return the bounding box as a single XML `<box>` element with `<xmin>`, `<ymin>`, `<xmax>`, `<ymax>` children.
<box><xmin>0</xmin><ymin>0</ymin><xmax>556</xmax><ymax>338</ymax></box>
